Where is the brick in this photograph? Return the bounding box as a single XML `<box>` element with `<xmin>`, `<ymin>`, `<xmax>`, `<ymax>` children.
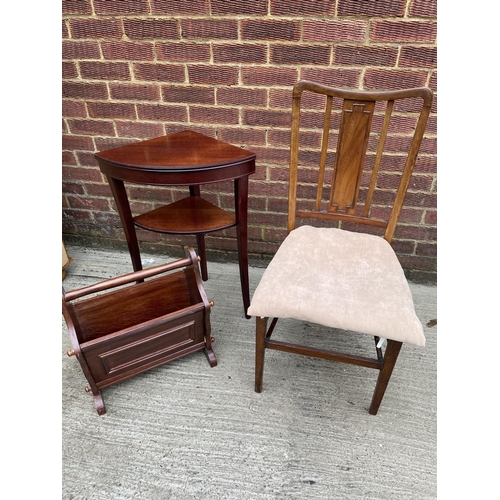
<box><xmin>95</xmin><ymin>137</ymin><xmax>137</xmax><ymax>151</ymax></box>
<box><xmin>80</xmin><ymin>61</ymin><xmax>131</xmax><ymax>80</ymax></box>
<box><xmin>63</xmin><ymin>82</ymin><xmax>108</xmax><ymax>99</ymax></box>
<box><xmin>62</xmin><ymin>208</ymin><xmax>94</xmax><ymax>222</ymax></box>
<box><xmin>213</xmin><ymin>44</ymin><xmax>267</xmax><ymax>64</ymax></box>
<box><xmin>217</xmin><ymin>87</ymin><xmax>267</xmax><ymax>107</ymax></box>
<box><xmin>137</xmin><ymin>103</ymin><xmax>187</xmax><ymax>122</ymax></box>
<box><xmin>63</xmin><ymin>134</ymin><xmax>94</xmax><ymax>151</ymax></box>
<box><xmin>116</xmin><ymin>121</ymin><xmax>165</xmax><ymax>138</ymax></box>
<box><xmin>211</xmin><ymin>0</ymin><xmax>268</xmax><ymax>14</ymax></box>
<box><xmin>271</xmin><ymin>130</ymin><xmax>320</xmax><ymax>149</ymax></box>
<box><xmin>67</xmin><ymin>195</ymin><xmax>110</xmax><ymax>211</ymax></box>
<box><xmin>409</xmin><ymin>0</ymin><xmax>437</xmax><ymax>17</ymax></box>
<box><xmin>398</xmin><ymin>208</ymin><xmax>425</xmax><ymax>224</ymax></box>
<box><xmin>416</xmin><ymin>242</ymin><xmax>436</xmax><ymax>257</ymax></box>
<box><xmin>271</xmin><ymin>45</ymin><xmax>331</xmax><ymax>65</ymax></box>
<box><xmin>63</xmin><ymin>165</ymin><xmax>103</xmax><ymax>182</ymax></box>
<box><xmin>418</xmin><ymin>136</ymin><xmax>436</xmax><ymax>156</ymax></box>
<box><xmin>128</xmin><ymin>185</ymin><xmax>175</xmax><ymax>203</ymax></box>
<box><xmin>156</xmin><ymin>42</ymin><xmax>210</xmax><ymax>62</ymax></box>
<box><xmin>425</xmin><ymin>210</ymin><xmax>437</xmax><ymax>225</ymax></box>
<box><xmin>269</xmin><ymin>88</ymin><xmax>298</xmax><ymax>109</ymax></box>
<box><xmin>364</xmin><ymin>69</ymin><xmax>428</xmax><ymax>90</ymax></box>
<box><xmin>62</xmin><ymin>20</ymin><xmax>69</xmax><ymax>38</ymax></box>
<box><xmin>297</xmin><ymin>109</ymin><xmax>338</xmax><ymax>129</ymax></box>
<box><xmin>123</xmin><ymin>18</ymin><xmax>179</xmax><ymax>40</ymax></box>
<box><xmin>85</xmin><ymin>183</ymin><xmax>114</xmax><ymax>197</ymax></box>
<box><xmin>334</xmin><ymin>45</ymin><xmax>398</xmax><ymax>66</ymax></box>
<box><xmin>62</xmin><ymin>181</ymin><xmax>85</xmax><ymax>195</ymax></box>
<box><xmin>69</xmin><ymin>18</ymin><xmax>122</xmax><ymax>39</ymax></box>
<box><xmin>241</xmin><ymin>20</ymin><xmax>300</xmax><ymax>41</ymax></box>
<box><xmin>378</xmin><ymin>172</ymin><xmax>433</xmax><ymax>192</ymax></box>
<box><xmin>400</xmin><ymin>46</ymin><xmax>437</xmax><ymax>68</ymax></box>
<box><xmin>297</xmin><ymin>149</ymin><xmax>325</xmax><ymax>167</ymax></box>
<box><xmin>370</xmin><ymin>20</ymin><xmax>437</xmax><ymax>43</ymax></box>
<box><xmin>188</xmin><ymin>65</ymin><xmax>238</xmax><ymax>85</ymax></box>
<box><xmin>101</xmin><ymin>41</ymin><xmax>155</xmax><ymax>61</ymax></box>
<box><xmin>301</xmin><ymin>67</ymin><xmax>361</xmax><ymax>88</ymax></box>
<box><xmin>162</xmin><ymin>85</ymin><xmax>215</xmax><ymax>104</ymax></box>
<box><xmin>63</xmin><ymin>40</ymin><xmax>100</xmax><ymax>60</ymax></box>
<box><xmin>368</xmin><ymin>113</ymin><xmax>418</xmax><ymax>135</ymax></box>
<box><xmin>77</xmin><ymin>151</ymin><xmax>102</xmax><ymax>167</ymax></box>
<box><xmin>181</xmin><ymin>19</ymin><xmax>238</xmax><ymax>40</ymax></box>
<box><xmin>133</xmin><ymin>63</ymin><xmax>185</xmax><ymax>83</ymax></box>
<box><xmin>68</xmin><ymin>119</ymin><xmax>115</xmax><ymax>136</ymax></box>
<box><xmin>109</xmin><ymin>83</ymin><xmax>161</xmax><ymax>101</ymax></box>
<box><xmin>76</xmin><ymin>147</ymin><xmax>105</xmax><ymax>167</ymax></box>
<box><xmin>151</xmin><ymin>0</ymin><xmax>209</xmax><ymax>14</ymax></box>
<box><xmin>217</xmin><ymin>128</ymin><xmax>267</xmax><ymax>146</ymax></box>
<box><xmin>62</xmin><ymin>0</ymin><xmax>92</xmax><ymax>14</ymax></box>
<box><xmin>402</xmin><ymin>192</ymin><xmax>436</xmax><ymax>209</ymax></box>
<box><xmin>63</xmin><ymin>100</ymin><xmax>87</xmax><ymax>118</ymax></box>
<box><xmin>93</xmin><ymin>0</ymin><xmax>149</xmax><ymax>14</ymax></box>
<box><xmin>271</xmin><ymin>0</ymin><xmax>335</xmax><ymax>15</ymax></box>
<box><xmin>247</xmin><ymin>146</ymin><xmax>290</xmax><ymax>165</ymax></box>
<box><xmin>241</xmin><ymin>66</ymin><xmax>298</xmax><ymax>86</ymax></box>
<box><xmin>381</xmin><ymin>135</ymin><xmax>414</xmax><ymax>154</ymax></box>
<box><xmin>88</xmin><ymin>102</ymin><xmax>136</xmax><ymax>119</ymax></box>
<box><xmin>338</xmin><ymin>0</ymin><xmax>406</xmax><ymax>17</ymax></box>
<box><xmin>62</xmin><ymin>152</ymin><xmax>77</xmax><ymax>167</ymax></box>
<box><xmin>63</xmin><ymin>61</ymin><xmax>78</xmax><ymax>79</ymax></box>
<box><xmin>303</xmin><ymin>20</ymin><xmax>368</xmax><ymax>42</ymax></box>
<box><xmin>190</xmin><ymin>106</ymin><xmax>239</xmax><ymax>125</ymax></box>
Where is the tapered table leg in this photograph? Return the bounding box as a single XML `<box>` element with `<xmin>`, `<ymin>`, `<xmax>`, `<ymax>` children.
<box><xmin>107</xmin><ymin>176</ymin><xmax>143</xmax><ymax>272</ymax></box>
<box><xmin>235</xmin><ymin>176</ymin><xmax>251</xmax><ymax>318</ymax></box>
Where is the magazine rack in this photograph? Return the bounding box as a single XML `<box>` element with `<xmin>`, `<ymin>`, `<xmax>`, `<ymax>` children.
<box><xmin>62</xmin><ymin>247</ymin><xmax>216</xmax><ymax>415</ymax></box>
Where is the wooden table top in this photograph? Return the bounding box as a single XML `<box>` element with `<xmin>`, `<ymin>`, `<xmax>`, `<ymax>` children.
<box><xmin>95</xmin><ymin>130</ymin><xmax>256</xmax><ymax>171</ymax></box>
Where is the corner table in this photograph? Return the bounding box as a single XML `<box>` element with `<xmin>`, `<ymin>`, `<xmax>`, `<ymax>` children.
<box><xmin>94</xmin><ymin>130</ymin><xmax>256</xmax><ymax>318</ymax></box>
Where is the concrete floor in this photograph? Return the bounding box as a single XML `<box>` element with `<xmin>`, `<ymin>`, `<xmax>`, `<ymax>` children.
<box><xmin>61</xmin><ymin>244</ymin><xmax>437</xmax><ymax>500</ymax></box>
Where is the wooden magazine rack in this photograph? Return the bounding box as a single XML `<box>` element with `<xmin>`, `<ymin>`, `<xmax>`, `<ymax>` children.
<box><xmin>62</xmin><ymin>247</ymin><xmax>216</xmax><ymax>415</ymax></box>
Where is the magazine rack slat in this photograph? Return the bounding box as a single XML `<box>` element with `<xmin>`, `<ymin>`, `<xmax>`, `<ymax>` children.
<box><xmin>62</xmin><ymin>247</ymin><xmax>216</xmax><ymax>415</ymax></box>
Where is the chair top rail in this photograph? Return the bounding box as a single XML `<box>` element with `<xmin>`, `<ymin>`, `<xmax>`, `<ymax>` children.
<box><xmin>293</xmin><ymin>80</ymin><xmax>433</xmax><ymax>106</ymax></box>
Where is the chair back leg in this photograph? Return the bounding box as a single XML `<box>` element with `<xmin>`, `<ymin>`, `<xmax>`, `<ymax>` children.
<box><xmin>369</xmin><ymin>340</ymin><xmax>403</xmax><ymax>415</ymax></box>
<box><xmin>255</xmin><ymin>316</ymin><xmax>268</xmax><ymax>392</ymax></box>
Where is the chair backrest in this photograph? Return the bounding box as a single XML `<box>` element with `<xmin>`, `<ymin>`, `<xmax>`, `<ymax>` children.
<box><xmin>288</xmin><ymin>80</ymin><xmax>433</xmax><ymax>243</ymax></box>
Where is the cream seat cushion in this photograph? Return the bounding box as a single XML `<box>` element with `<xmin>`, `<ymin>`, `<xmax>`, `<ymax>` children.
<box><xmin>247</xmin><ymin>225</ymin><xmax>425</xmax><ymax>347</ymax></box>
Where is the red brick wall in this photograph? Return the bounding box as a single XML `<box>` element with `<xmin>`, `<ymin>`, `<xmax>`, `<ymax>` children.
<box><xmin>62</xmin><ymin>0</ymin><xmax>437</xmax><ymax>283</ymax></box>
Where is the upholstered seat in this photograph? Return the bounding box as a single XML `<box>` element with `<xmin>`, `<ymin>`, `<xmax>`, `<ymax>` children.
<box><xmin>248</xmin><ymin>225</ymin><xmax>425</xmax><ymax>347</ymax></box>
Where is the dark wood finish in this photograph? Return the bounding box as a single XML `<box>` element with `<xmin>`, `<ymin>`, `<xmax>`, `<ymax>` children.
<box><xmin>94</xmin><ymin>130</ymin><xmax>256</xmax><ymax>317</ymax></box>
<box><xmin>256</xmin><ymin>81</ymin><xmax>433</xmax><ymax>414</ymax></box>
<box><xmin>369</xmin><ymin>340</ymin><xmax>403</xmax><ymax>415</ymax></box>
<box><xmin>62</xmin><ymin>247</ymin><xmax>217</xmax><ymax>415</ymax></box>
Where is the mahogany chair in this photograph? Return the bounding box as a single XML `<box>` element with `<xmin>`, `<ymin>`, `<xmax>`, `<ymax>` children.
<box><xmin>247</xmin><ymin>80</ymin><xmax>433</xmax><ymax>414</ymax></box>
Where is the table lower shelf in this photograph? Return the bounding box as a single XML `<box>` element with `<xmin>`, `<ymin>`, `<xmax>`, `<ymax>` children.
<box><xmin>134</xmin><ymin>196</ymin><xmax>236</xmax><ymax>234</ymax></box>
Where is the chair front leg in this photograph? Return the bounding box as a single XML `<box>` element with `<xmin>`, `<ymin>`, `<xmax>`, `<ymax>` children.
<box><xmin>255</xmin><ymin>316</ymin><xmax>268</xmax><ymax>393</ymax></box>
<box><xmin>369</xmin><ymin>339</ymin><xmax>403</xmax><ymax>415</ymax></box>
